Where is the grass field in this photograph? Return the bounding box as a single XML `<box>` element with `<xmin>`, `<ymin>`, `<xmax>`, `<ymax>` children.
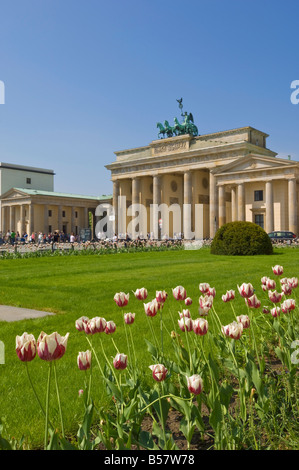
<box><xmin>0</xmin><ymin>246</ymin><xmax>298</xmax><ymax>448</ymax></box>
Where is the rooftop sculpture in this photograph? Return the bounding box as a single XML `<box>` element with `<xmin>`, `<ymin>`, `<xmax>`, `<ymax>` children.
<box><xmin>157</xmin><ymin>98</ymin><xmax>199</xmax><ymax>139</ymax></box>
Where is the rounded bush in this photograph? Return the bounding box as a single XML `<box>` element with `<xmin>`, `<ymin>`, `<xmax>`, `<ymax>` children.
<box><xmin>210</xmin><ymin>221</ymin><xmax>273</xmax><ymax>256</ymax></box>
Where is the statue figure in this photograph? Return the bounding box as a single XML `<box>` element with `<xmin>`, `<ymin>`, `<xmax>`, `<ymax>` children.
<box><xmin>157</xmin><ymin>122</ymin><xmax>166</xmax><ymax>139</ymax></box>
<box><xmin>157</xmin><ymin>100</ymin><xmax>199</xmax><ymax>139</ymax></box>
<box><xmin>164</xmin><ymin>120</ymin><xmax>174</xmax><ymax>138</ymax></box>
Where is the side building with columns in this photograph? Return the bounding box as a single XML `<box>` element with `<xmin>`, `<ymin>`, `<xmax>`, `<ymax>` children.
<box><xmin>105</xmin><ymin>126</ymin><xmax>299</xmax><ymax>239</ymax></box>
<box><xmin>0</xmin><ymin>162</ymin><xmax>111</xmax><ymax>238</ymax></box>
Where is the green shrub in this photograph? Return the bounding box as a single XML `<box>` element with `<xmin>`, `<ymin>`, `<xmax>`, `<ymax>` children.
<box><xmin>210</xmin><ymin>221</ymin><xmax>273</xmax><ymax>256</ymax></box>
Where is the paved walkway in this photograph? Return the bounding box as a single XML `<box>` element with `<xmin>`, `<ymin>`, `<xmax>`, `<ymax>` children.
<box><xmin>0</xmin><ymin>305</ymin><xmax>54</xmax><ymax>322</ymax></box>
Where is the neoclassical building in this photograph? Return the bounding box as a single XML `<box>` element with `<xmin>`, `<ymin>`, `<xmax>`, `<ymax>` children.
<box><xmin>0</xmin><ymin>162</ymin><xmax>110</xmax><ymax>237</ymax></box>
<box><xmin>106</xmin><ymin>126</ymin><xmax>299</xmax><ymax>239</ymax></box>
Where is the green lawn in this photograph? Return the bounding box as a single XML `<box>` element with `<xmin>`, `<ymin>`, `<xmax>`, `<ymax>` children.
<box><xmin>0</xmin><ymin>246</ymin><xmax>298</xmax><ymax>448</ymax></box>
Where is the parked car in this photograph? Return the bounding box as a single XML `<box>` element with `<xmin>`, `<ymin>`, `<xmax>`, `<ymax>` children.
<box><xmin>268</xmin><ymin>231</ymin><xmax>297</xmax><ymax>243</ymax></box>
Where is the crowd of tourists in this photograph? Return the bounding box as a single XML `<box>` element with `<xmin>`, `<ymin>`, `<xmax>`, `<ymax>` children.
<box><xmin>0</xmin><ymin>230</ymin><xmax>79</xmax><ymax>246</ymax></box>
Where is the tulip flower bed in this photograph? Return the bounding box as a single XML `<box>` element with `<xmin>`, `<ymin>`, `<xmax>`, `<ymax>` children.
<box><xmin>0</xmin><ymin>247</ymin><xmax>298</xmax><ymax>450</ymax></box>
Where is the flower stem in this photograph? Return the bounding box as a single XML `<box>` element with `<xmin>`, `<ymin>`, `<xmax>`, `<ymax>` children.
<box><xmin>44</xmin><ymin>362</ymin><xmax>52</xmax><ymax>450</ymax></box>
<box><xmin>53</xmin><ymin>361</ymin><xmax>65</xmax><ymax>438</ymax></box>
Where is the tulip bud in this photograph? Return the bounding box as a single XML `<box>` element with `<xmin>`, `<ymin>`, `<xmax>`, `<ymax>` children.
<box><xmin>265</xmin><ymin>279</ymin><xmax>276</xmax><ymax>290</ymax></box>
<box><xmin>186</xmin><ymin>374</ymin><xmax>203</xmax><ymax>395</ymax></box>
<box><xmin>281</xmin><ymin>299</ymin><xmax>296</xmax><ymax>314</ymax></box>
<box><xmin>222</xmin><ymin>321</ymin><xmax>243</xmax><ymax>340</ymax></box>
<box><xmin>75</xmin><ymin>316</ymin><xmax>89</xmax><ymax>332</ymax></box>
<box><xmin>268</xmin><ymin>290</ymin><xmax>283</xmax><ymax>304</ymax></box>
<box><xmin>237</xmin><ymin>283</ymin><xmax>254</xmax><ymax>298</ymax></box>
<box><xmin>84</xmin><ymin>317</ymin><xmax>106</xmax><ymax>334</ymax></box>
<box><xmin>37</xmin><ymin>331</ymin><xmax>69</xmax><ymax>361</ymax></box>
<box><xmin>113</xmin><ymin>353</ymin><xmax>128</xmax><ymax>370</ymax></box>
<box><xmin>178</xmin><ymin>309</ymin><xmax>191</xmax><ymax>319</ymax></box>
<box><xmin>236</xmin><ymin>315</ymin><xmax>250</xmax><ymax>329</ymax></box>
<box><xmin>134</xmin><ymin>288</ymin><xmax>148</xmax><ymax>301</ymax></box>
<box><xmin>199</xmin><ymin>283</ymin><xmax>210</xmax><ymax>294</ymax></box>
<box><xmin>222</xmin><ymin>290</ymin><xmax>235</xmax><ymax>302</ymax></box>
<box><xmin>77</xmin><ymin>350</ymin><xmax>91</xmax><ymax>370</ymax></box>
<box><xmin>172</xmin><ymin>286</ymin><xmax>187</xmax><ymax>301</ymax></box>
<box><xmin>272</xmin><ymin>265</ymin><xmax>283</xmax><ymax>276</ymax></box>
<box><xmin>156</xmin><ymin>290</ymin><xmax>168</xmax><ymax>303</ymax></box>
<box><xmin>124</xmin><ymin>312</ymin><xmax>135</xmax><ymax>325</ymax></box>
<box><xmin>149</xmin><ymin>364</ymin><xmax>168</xmax><ymax>382</ymax></box>
<box><xmin>193</xmin><ymin>318</ymin><xmax>209</xmax><ymax>336</ymax></box>
<box><xmin>114</xmin><ymin>292</ymin><xmax>129</xmax><ymax>307</ymax></box>
<box><xmin>246</xmin><ymin>294</ymin><xmax>261</xmax><ymax>309</ymax></box>
<box><xmin>178</xmin><ymin>316</ymin><xmax>193</xmax><ymax>332</ymax></box>
<box><xmin>271</xmin><ymin>306</ymin><xmax>281</xmax><ymax>318</ymax></box>
<box><xmin>184</xmin><ymin>297</ymin><xmax>192</xmax><ymax>306</ymax></box>
<box><xmin>16</xmin><ymin>333</ymin><xmax>37</xmax><ymax>362</ymax></box>
<box><xmin>144</xmin><ymin>299</ymin><xmax>159</xmax><ymax>317</ymax></box>
<box><xmin>105</xmin><ymin>321</ymin><xmax>116</xmax><ymax>335</ymax></box>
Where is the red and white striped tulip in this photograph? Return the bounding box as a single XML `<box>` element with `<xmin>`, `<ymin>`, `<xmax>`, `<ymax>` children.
<box><xmin>156</xmin><ymin>290</ymin><xmax>168</xmax><ymax>304</ymax></box>
<box><xmin>84</xmin><ymin>317</ymin><xmax>107</xmax><ymax>334</ymax></box>
<box><xmin>178</xmin><ymin>316</ymin><xmax>193</xmax><ymax>332</ymax></box>
<box><xmin>77</xmin><ymin>350</ymin><xmax>91</xmax><ymax>370</ymax></box>
<box><xmin>134</xmin><ymin>288</ymin><xmax>148</xmax><ymax>301</ymax></box>
<box><xmin>222</xmin><ymin>321</ymin><xmax>243</xmax><ymax>340</ymax></box>
<box><xmin>287</xmin><ymin>277</ymin><xmax>298</xmax><ymax>288</ymax></box>
<box><xmin>16</xmin><ymin>333</ymin><xmax>37</xmax><ymax>362</ymax></box>
<box><xmin>114</xmin><ymin>292</ymin><xmax>129</xmax><ymax>307</ymax></box>
<box><xmin>186</xmin><ymin>374</ymin><xmax>203</xmax><ymax>395</ymax></box>
<box><xmin>272</xmin><ymin>265</ymin><xmax>283</xmax><ymax>276</ymax></box>
<box><xmin>105</xmin><ymin>320</ymin><xmax>116</xmax><ymax>335</ymax></box>
<box><xmin>113</xmin><ymin>353</ymin><xmax>128</xmax><ymax>370</ymax></box>
<box><xmin>144</xmin><ymin>299</ymin><xmax>159</xmax><ymax>317</ymax></box>
<box><xmin>172</xmin><ymin>286</ymin><xmax>187</xmax><ymax>301</ymax></box>
<box><xmin>178</xmin><ymin>309</ymin><xmax>191</xmax><ymax>319</ymax></box>
<box><xmin>208</xmin><ymin>287</ymin><xmax>216</xmax><ymax>298</ymax></box>
<box><xmin>265</xmin><ymin>279</ymin><xmax>276</xmax><ymax>290</ymax></box>
<box><xmin>246</xmin><ymin>294</ymin><xmax>261</xmax><ymax>309</ymax></box>
<box><xmin>184</xmin><ymin>297</ymin><xmax>193</xmax><ymax>306</ymax></box>
<box><xmin>199</xmin><ymin>283</ymin><xmax>210</xmax><ymax>294</ymax></box>
<box><xmin>222</xmin><ymin>290</ymin><xmax>235</xmax><ymax>302</ymax></box>
<box><xmin>124</xmin><ymin>312</ymin><xmax>135</xmax><ymax>325</ymax></box>
<box><xmin>261</xmin><ymin>276</ymin><xmax>270</xmax><ymax>285</ymax></box>
<box><xmin>193</xmin><ymin>318</ymin><xmax>209</xmax><ymax>336</ymax></box>
<box><xmin>149</xmin><ymin>364</ymin><xmax>168</xmax><ymax>382</ymax></box>
<box><xmin>75</xmin><ymin>316</ymin><xmax>89</xmax><ymax>332</ymax></box>
<box><xmin>270</xmin><ymin>306</ymin><xmax>281</xmax><ymax>318</ymax></box>
<box><xmin>268</xmin><ymin>290</ymin><xmax>283</xmax><ymax>304</ymax></box>
<box><xmin>199</xmin><ymin>295</ymin><xmax>214</xmax><ymax>311</ymax></box>
<box><xmin>281</xmin><ymin>299</ymin><xmax>296</xmax><ymax>314</ymax></box>
<box><xmin>237</xmin><ymin>283</ymin><xmax>254</xmax><ymax>299</ymax></box>
<box><xmin>281</xmin><ymin>284</ymin><xmax>292</xmax><ymax>296</ymax></box>
<box><xmin>37</xmin><ymin>331</ymin><xmax>69</xmax><ymax>361</ymax></box>
<box><xmin>236</xmin><ymin>315</ymin><xmax>250</xmax><ymax>329</ymax></box>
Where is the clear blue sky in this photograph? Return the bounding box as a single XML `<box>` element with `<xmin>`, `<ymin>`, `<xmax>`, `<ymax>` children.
<box><xmin>0</xmin><ymin>0</ymin><xmax>298</xmax><ymax>196</ymax></box>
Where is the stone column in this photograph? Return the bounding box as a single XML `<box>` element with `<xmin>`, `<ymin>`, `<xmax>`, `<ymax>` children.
<box><xmin>237</xmin><ymin>183</ymin><xmax>245</xmax><ymax>221</ymax></box>
<box><xmin>44</xmin><ymin>205</ymin><xmax>48</xmax><ymax>234</ymax></box>
<box><xmin>152</xmin><ymin>175</ymin><xmax>161</xmax><ymax>239</ymax></box>
<box><xmin>57</xmin><ymin>205</ymin><xmax>62</xmax><ymax>231</ymax></box>
<box><xmin>113</xmin><ymin>180</ymin><xmax>119</xmax><ymax>236</ymax></box>
<box><xmin>265</xmin><ymin>181</ymin><xmax>274</xmax><ymax>233</ymax></box>
<box><xmin>10</xmin><ymin>206</ymin><xmax>15</xmax><ymax>231</ymax></box>
<box><xmin>288</xmin><ymin>178</ymin><xmax>297</xmax><ymax>234</ymax></box>
<box><xmin>209</xmin><ymin>171</ymin><xmax>218</xmax><ymax>238</ymax></box>
<box><xmin>20</xmin><ymin>205</ymin><xmax>25</xmax><ymax>235</ymax></box>
<box><xmin>71</xmin><ymin>207</ymin><xmax>76</xmax><ymax>234</ymax></box>
<box><xmin>132</xmin><ymin>177</ymin><xmax>140</xmax><ymax>205</ymax></box>
<box><xmin>29</xmin><ymin>204</ymin><xmax>34</xmax><ymax>234</ymax></box>
<box><xmin>231</xmin><ymin>186</ymin><xmax>237</xmax><ymax>222</ymax></box>
<box><xmin>84</xmin><ymin>207</ymin><xmax>89</xmax><ymax>228</ymax></box>
<box><xmin>183</xmin><ymin>171</ymin><xmax>192</xmax><ymax>238</ymax></box>
<box><xmin>218</xmin><ymin>185</ymin><xmax>226</xmax><ymax>227</ymax></box>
